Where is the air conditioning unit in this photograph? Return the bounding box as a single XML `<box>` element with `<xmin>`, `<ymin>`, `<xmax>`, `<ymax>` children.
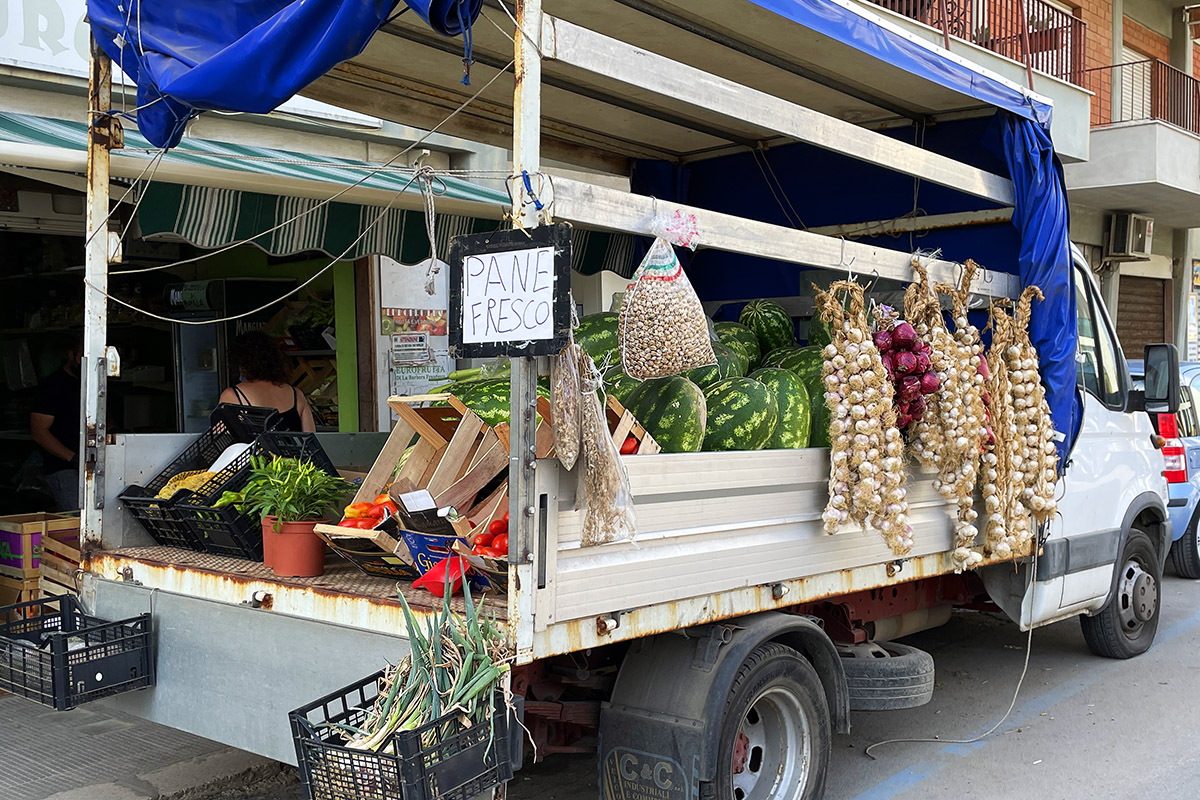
<box><xmin>1108</xmin><ymin>212</ymin><xmax>1154</xmax><ymax>259</ymax></box>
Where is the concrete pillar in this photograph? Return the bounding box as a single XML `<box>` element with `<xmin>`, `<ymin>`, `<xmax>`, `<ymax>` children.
<box><xmin>1171</xmin><ymin>6</ymin><xmax>1192</xmax><ymax>72</ymax></box>
<box><xmin>1173</xmin><ymin>228</ymin><xmax>1190</xmax><ymax>352</ymax></box>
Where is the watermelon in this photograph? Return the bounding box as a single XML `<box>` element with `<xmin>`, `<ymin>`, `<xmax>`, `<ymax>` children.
<box><xmin>701</xmin><ymin>377</ymin><xmax>779</xmax><ymax>452</ymax></box>
<box><xmin>714</xmin><ymin>321</ymin><xmax>761</xmax><ymax>368</ymax></box>
<box><xmin>722</xmin><ymin>340</ymin><xmax>752</xmax><ymax>375</ymax></box>
<box><xmin>758</xmin><ymin>345</ymin><xmax>803</xmax><ymax>369</ymax></box>
<box><xmin>603</xmin><ymin>367</ymin><xmax>643</xmax><ymax>407</ymax></box>
<box><xmin>686</xmin><ymin>341</ymin><xmax>745</xmax><ymax>389</ymax></box>
<box><xmin>739</xmin><ymin>300</ymin><xmax>796</xmax><ymax>354</ymax></box>
<box><xmin>749</xmin><ymin>368</ymin><xmax>811</xmax><ymax>449</ymax></box>
<box><xmin>452</xmin><ymin>377</ymin><xmax>550</xmax><ymax>427</ymax></box>
<box><xmin>775</xmin><ymin>346</ymin><xmax>829</xmax><ymax>447</ymax></box>
<box><xmin>624</xmin><ymin>376</ymin><xmax>708</xmax><ymax>453</ymax></box>
<box><xmin>807</xmin><ymin>314</ymin><xmax>832</xmax><ymax>348</ymax></box>
<box><xmin>575</xmin><ymin>312</ymin><xmax>620</xmax><ymax>370</ymax></box>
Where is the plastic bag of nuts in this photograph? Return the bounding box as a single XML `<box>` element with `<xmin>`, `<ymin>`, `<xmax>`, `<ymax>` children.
<box><xmin>551</xmin><ymin>339</ymin><xmax>582</xmax><ymax>470</ymax></box>
<box><xmin>578</xmin><ymin>350</ymin><xmax>637</xmax><ymax>546</ymax></box>
<box><xmin>618</xmin><ymin>212</ymin><xmax>715</xmax><ymax>380</ymax></box>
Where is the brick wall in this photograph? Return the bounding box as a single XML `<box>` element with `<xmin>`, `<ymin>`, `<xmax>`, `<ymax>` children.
<box><xmin>1122</xmin><ymin>17</ymin><xmax>1170</xmax><ymax>61</ymax></box>
<box><xmin>1076</xmin><ymin>0</ymin><xmax>1112</xmax><ymax>125</ymax></box>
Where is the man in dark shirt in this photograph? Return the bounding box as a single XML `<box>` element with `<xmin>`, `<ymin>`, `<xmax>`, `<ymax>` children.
<box><xmin>30</xmin><ymin>342</ymin><xmax>83</xmax><ymax>511</ymax></box>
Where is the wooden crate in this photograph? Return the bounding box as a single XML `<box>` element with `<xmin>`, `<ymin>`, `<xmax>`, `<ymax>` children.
<box><xmin>38</xmin><ymin>529</ymin><xmax>81</xmax><ymax>593</ymax></box>
<box><xmin>0</xmin><ymin>513</ymin><xmax>79</xmax><ymax>580</ymax></box>
<box><xmin>606</xmin><ymin>396</ymin><xmax>661</xmax><ymax>455</ymax></box>
<box><xmin>0</xmin><ymin>575</ymin><xmax>41</xmax><ymax>608</ymax></box>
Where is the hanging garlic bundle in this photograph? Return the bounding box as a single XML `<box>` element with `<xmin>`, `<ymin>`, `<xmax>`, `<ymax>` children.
<box><xmin>816</xmin><ymin>280</ymin><xmax>912</xmax><ymax>556</ymax></box>
<box><xmin>905</xmin><ymin>258</ymin><xmax>989</xmax><ymax>571</ymax></box>
<box><xmin>982</xmin><ymin>287</ymin><xmax>1058</xmax><ymax>558</ymax></box>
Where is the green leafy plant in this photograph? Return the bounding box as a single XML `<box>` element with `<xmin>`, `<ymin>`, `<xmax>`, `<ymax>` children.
<box><xmin>232</xmin><ymin>456</ymin><xmax>353</xmax><ymax>529</ymax></box>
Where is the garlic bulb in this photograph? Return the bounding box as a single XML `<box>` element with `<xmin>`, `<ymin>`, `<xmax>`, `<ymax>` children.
<box><xmin>817</xmin><ymin>280</ymin><xmax>912</xmax><ymax>556</ymax></box>
<box><xmin>905</xmin><ymin>258</ymin><xmax>989</xmax><ymax>571</ymax></box>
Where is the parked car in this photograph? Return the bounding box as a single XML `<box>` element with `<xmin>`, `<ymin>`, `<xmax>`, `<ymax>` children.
<box><xmin>1129</xmin><ymin>359</ymin><xmax>1200</xmax><ymax>578</ymax></box>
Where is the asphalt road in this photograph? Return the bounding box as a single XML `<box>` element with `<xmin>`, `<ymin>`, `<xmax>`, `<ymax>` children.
<box><xmin>508</xmin><ymin>572</ymin><xmax>1200</xmax><ymax>800</ymax></box>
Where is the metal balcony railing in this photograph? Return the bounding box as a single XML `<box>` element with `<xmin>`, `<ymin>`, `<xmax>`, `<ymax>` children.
<box><xmin>866</xmin><ymin>0</ymin><xmax>1087</xmax><ymax>86</ymax></box>
<box><xmin>1082</xmin><ymin>59</ymin><xmax>1200</xmax><ymax>136</ymax></box>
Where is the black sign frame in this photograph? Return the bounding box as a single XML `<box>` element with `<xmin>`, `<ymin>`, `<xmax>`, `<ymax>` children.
<box><xmin>448</xmin><ymin>222</ymin><xmax>572</xmax><ymax>358</ymax></box>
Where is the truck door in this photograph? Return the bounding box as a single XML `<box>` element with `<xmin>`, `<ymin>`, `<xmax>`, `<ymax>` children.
<box><xmin>1021</xmin><ymin>260</ymin><xmax>1144</xmax><ymax>627</ymax></box>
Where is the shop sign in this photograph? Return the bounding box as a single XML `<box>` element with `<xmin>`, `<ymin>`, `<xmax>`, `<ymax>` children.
<box><xmin>448</xmin><ymin>223</ymin><xmax>572</xmax><ymax>358</ymax></box>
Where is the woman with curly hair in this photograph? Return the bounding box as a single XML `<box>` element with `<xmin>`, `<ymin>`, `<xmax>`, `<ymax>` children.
<box><xmin>218</xmin><ymin>331</ymin><xmax>315</xmax><ymax>432</ymax></box>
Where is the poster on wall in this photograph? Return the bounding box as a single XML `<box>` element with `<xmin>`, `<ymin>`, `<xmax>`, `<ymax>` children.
<box><xmin>1189</xmin><ymin>294</ymin><xmax>1199</xmax><ymax>362</ymax></box>
<box><xmin>377</xmin><ymin>257</ymin><xmax>452</xmax><ymax>424</ymax></box>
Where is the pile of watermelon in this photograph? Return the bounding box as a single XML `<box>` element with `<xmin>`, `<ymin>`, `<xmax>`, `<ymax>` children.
<box><xmin>575</xmin><ymin>300</ymin><xmax>833</xmax><ymax>452</ymax></box>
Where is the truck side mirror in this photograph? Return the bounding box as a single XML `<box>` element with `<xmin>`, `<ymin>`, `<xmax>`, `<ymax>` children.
<box><xmin>1143</xmin><ymin>343</ymin><xmax>1179</xmax><ymax>414</ymax></box>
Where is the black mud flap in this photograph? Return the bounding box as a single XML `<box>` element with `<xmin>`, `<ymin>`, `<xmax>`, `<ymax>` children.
<box><xmin>598</xmin><ymin>714</ymin><xmax>702</xmax><ymax>800</ymax></box>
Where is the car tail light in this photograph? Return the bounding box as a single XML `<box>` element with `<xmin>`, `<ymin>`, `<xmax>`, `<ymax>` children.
<box><xmin>1163</xmin><ymin>438</ymin><xmax>1188</xmax><ymax>483</ymax></box>
<box><xmin>1158</xmin><ymin>413</ymin><xmax>1179</xmax><ymax>438</ymax></box>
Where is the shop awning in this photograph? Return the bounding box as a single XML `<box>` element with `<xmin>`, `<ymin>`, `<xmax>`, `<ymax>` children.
<box><xmin>0</xmin><ymin>111</ymin><xmax>638</xmax><ymax>274</ymax></box>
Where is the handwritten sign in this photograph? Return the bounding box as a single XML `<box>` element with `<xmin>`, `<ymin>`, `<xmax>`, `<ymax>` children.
<box><xmin>448</xmin><ymin>224</ymin><xmax>571</xmax><ymax>358</ymax></box>
<box><xmin>462</xmin><ymin>246</ymin><xmax>555</xmax><ymax>343</ymax></box>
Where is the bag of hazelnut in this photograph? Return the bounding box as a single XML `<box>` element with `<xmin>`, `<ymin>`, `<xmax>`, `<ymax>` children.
<box><xmin>618</xmin><ymin>211</ymin><xmax>715</xmax><ymax>380</ymax></box>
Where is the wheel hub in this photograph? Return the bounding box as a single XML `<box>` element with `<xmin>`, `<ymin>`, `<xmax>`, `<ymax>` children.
<box><xmin>732</xmin><ymin>730</ymin><xmax>750</xmax><ymax>774</ymax></box>
<box><xmin>730</xmin><ymin>686</ymin><xmax>811</xmax><ymax>800</ymax></box>
<box><xmin>1117</xmin><ymin>558</ymin><xmax>1157</xmax><ymax>631</ymax></box>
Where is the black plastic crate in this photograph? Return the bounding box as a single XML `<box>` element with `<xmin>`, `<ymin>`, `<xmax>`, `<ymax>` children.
<box><xmin>118</xmin><ymin>404</ymin><xmax>280</xmax><ymax>551</ymax></box>
<box><xmin>178</xmin><ymin>431</ymin><xmax>341</xmax><ymax>561</ymax></box>
<box><xmin>290</xmin><ymin>671</ymin><xmax>518</xmax><ymax>800</ymax></box>
<box><xmin>0</xmin><ymin>595</ymin><xmax>155</xmax><ymax>711</ymax></box>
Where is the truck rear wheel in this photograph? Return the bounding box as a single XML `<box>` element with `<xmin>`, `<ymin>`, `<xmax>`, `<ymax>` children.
<box><xmin>1081</xmin><ymin>528</ymin><xmax>1161</xmax><ymax>659</ymax></box>
<box><xmin>1170</xmin><ymin>516</ymin><xmax>1200</xmax><ymax>579</ymax></box>
<box><xmin>699</xmin><ymin>643</ymin><xmax>830</xmax><ymax>800</ymax></box>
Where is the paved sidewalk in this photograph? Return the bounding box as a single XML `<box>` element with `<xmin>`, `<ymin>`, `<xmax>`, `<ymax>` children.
<box><xmin>1</xmin><ymin>694</ymin><xmax>292</xmax><ymax>800</ymax></box>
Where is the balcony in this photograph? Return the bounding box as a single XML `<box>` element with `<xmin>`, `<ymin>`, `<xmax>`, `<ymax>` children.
<box><xmin>1064</xmin><ymin>60</ymin><xmax>1200</xmax><ymax>229</ymax></box>
<box><xmin>858</xmin><ymin>0</ymin><xmax>1091</xmax><ymax>160</ymax></box>
<box><xmin>865</xmin><ymin>0</ymin><xmax>1087</xmax><ymax>85</ymax></box>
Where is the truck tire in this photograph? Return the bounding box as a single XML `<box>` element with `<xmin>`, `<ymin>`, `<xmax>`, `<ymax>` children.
<box><xmin>838</xmin><ymin>641</ymin><xmax>935</xmax><ymax>711</ymax></box>
<box><xmin>698</xmin><ymin>643</ymin><xmax>830</xmax><ymax>800</ymax></box>
<box><xmin>1081</xmin><ymin>528</ymin><xmax>1161</xmax><ymax>659</ymax></box>
<box><xmin>1170</xmin><ymin>516</ymin><xmax>1200</xmax><ymax>579</ymax></box>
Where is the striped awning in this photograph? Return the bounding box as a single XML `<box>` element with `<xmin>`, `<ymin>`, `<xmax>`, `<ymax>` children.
<box><xmin>0</xmin><ymin>110</ymin><xmax>639</xmax><ymax>275</ymax></box>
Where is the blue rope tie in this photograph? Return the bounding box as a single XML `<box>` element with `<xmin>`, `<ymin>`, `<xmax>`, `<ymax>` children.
<box><xmin>458</xmin><ymin>0</ymin><xmax>474</xmax><ymax>86</ymax></box>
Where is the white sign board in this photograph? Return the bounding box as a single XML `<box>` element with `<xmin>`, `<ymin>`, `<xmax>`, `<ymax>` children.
<box><xmin>461</xmin><ymin>246</ymin><xmax>556</xmax><ymax>344</ymax></box>
<box><xmin>376</xmin><ymin>256</ymin><xmax>453</xmax><ymax>428</ymax></box>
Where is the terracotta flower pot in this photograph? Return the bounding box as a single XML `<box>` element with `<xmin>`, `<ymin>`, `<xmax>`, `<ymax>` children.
<box><xmin>261</xmin><ymin>516</ymin><xmax>327</xmax><ymax>578</ymax></box>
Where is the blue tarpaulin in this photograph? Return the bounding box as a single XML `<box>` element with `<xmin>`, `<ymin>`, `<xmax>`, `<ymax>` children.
<box><xmin>87</xmin><ymin>0</ymin><xmax>481</xmax><ymax>149</ymax></box>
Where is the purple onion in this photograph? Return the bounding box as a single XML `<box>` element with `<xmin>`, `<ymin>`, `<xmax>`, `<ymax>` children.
<box><xmin>894</xmin><ymin>350</ymin><xmax>918</xmax><ymax>377</ymax></box>
<box><xmin>919</xmin><ymin>370</ymin><xmax>940</xmax><ymax>395</ymax></box>
<box><xmin>915</xmin><ymin>339</ymin><xmax>932</xmax><ymax>356</ymax></box>
<box><xmin>897</xmin><ymin>411</ymin><xmax>913</xmax><ymax>429</ymax></box>
<box><xmin>981</xmin><ymin>388</ymin><xmax>992</xmax><ymax>407</ymax></box>
<box><xmin>915</xmin><ymin>352</ymin><xmax>932</xmax><ymax>373</ymax></box>
<box><xmin>984</xmin><ymin>427</ymin><xmax>996</xmax><ymax>448</ymax></box>
<box><xmin>892</xmin><ymin>321</ymin><xmax>918</xmax><ymax>350</ymax></box>
<box><xmin>977</xmin><ymin>356</ymin><xmax>990</xmax><ymax>380</ymax></box>
<box><xmin>873</xmin><ymin>330</ymin><xmax>894</xmax><ymax>353</ymax></box>
<box><xmin>909</xmin><ymin>395</ymin><xmax>927</xmax><ymax>417</ymax></box>
<box><xmin>899</xmin><ymin>375</ymin><xmax>922</xmax><ymax>402</ymax></box>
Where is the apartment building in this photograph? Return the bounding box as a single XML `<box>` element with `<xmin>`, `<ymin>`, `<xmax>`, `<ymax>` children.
<box><xmin>863</xmin><ymin>0</ymin><xmax>1200</xmax><ymax>359</ymax></box>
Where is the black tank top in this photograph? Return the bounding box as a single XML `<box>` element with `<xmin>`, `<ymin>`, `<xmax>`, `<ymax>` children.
<box><xmin>232</xmin><ymin>384</ymin><xmax>304</xmax><ymax>432</ymax></box>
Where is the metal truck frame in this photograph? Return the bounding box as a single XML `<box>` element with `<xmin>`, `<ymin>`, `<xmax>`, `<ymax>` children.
<box><xmin>77</xmin><ymin>2</ymin><xmax>1178</xmax><ymax>797</ymax></box>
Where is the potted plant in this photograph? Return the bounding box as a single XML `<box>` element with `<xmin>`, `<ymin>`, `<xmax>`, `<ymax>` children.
<box><xmin>235</xmin><ymin>456</ymin><xmax>353</xmax><ymax>577</ymax></box>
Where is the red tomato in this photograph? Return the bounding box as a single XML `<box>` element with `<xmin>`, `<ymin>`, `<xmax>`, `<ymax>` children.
<box><xmin>368</xmin><ymin>502</ymin><xmax>395</xmax><ymax>519</ymax></box>
<box><xmin>503</xmin><ymin>511</ymin><xmax>509</xmax><ymax>523</ymax></box>
<box><xmin>475</xmin><ymin>546</ymin><xmax>504</xmax><ymax>558</ymax></box>
<box><xmin>620</xmin><ymin>435</ymin><xmax>638</xmax><ymax>455</ymax></box>
<box><xmin>473</xmin><ymin>532</ymin><xmax>495</xmax><ymax>547</ymax></box>
<box><xmin>337</xmin><ymin>519</ymin><xmax>360</xmax><ymax>528</ymax></box>
<box><xmin>488</xmin><ymin>519</ymin><xmax>507</xmax><ymax>535</ymax></box>
<box><xmin>492</xmin><ymin>533</ymin><xmax>509</xmax><ymax>552</ymax></box>
<box><xmin>354</xmin><ymin>519</ymin><xmax>377</xmax><ymax>529</ymax></box>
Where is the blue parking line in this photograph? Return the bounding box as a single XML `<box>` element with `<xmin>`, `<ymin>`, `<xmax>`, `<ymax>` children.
<box><xmin>848</xmin><ymin>604</ymin><xmax>1200</xmax><ymax>800</ymax></box>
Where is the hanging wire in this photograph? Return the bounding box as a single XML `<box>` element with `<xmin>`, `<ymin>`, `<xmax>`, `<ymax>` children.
<box><xmin>104</xmin><ymin>58</ymin><xmax>516</xmax><ymax>276</ymax></box>
<box><xmin>88</xmin><ymin>168</ymin><xmax>433</xmax><ymax>326</ymax></box>
<box><xmin>751</xmin><ymin>146</ymin><xmax>807</xmax><ymax>230</ymax></box>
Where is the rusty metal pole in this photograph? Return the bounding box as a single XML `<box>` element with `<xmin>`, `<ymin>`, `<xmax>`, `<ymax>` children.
<box><xmin>82</xmin><ymin>37</ymin><xmax>115</xmax><ymax>545</ymax></box>
<box><xmin>508</xmin><ymin>0</ymin><xmax>543</xmax><ymax>662</ymax></box>
<box><xmin>1015</xmin><ymin>0</ymin><xmax>1036</xmax><ymax>90</ymax></box>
